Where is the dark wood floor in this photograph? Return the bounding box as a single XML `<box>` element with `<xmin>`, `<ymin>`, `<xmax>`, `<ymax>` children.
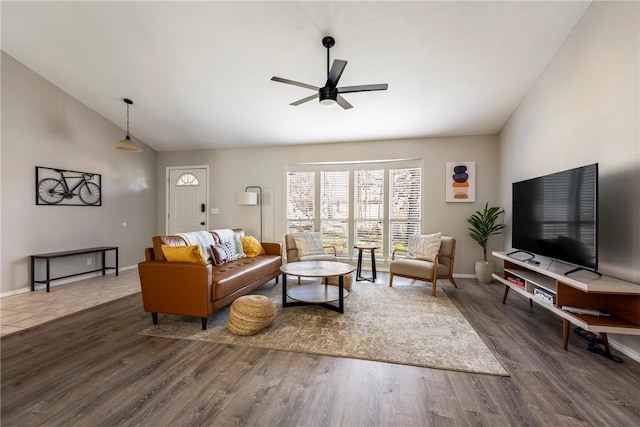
<box><xmin>2</xmin><ymin>275</ymin><xmax>639</xmax><ymax>426</ymax></box>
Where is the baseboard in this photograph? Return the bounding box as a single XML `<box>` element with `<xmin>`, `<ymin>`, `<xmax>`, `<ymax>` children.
<box><xmin>609</xmin><ymin>339</ymin><xmax>640</xmax><ymax>364</ymax></box>
<box><xmin>0</xmin><ymin>265</ymin><xmax>138</xmax><ymax>298</ymax></box>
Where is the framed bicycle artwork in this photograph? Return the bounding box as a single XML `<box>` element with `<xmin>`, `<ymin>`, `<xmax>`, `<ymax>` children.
<box><xmin>35</xmin><ymin>166</ymin><xmax>102</xmax><ymax>206</ymax></box>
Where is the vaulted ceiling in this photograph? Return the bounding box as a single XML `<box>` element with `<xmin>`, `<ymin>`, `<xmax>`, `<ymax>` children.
<box><xmin>1</xmin><ymin>1</ymin><xmax>591</xmax><ymax>151</ymax></box>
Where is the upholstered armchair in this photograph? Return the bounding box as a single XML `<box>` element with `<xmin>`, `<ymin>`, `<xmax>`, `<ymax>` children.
<box><xmin>389</xmin><ymin>235</ymin><xmax>457</xmax><ymax>296</ymax></box>
<box><xmin>284</xmin><ymin>231</ymin><xmax>353</xmax><ymax>291</ymax></box>
<box><xmin>285</xmin><ymin>232</ymin><xmax>338</xmax><ymax>263</ymax></box>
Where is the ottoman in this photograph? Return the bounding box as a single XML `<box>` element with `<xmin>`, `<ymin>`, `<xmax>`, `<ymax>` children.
<box><xmin>327</xmin><ymin>272</ymin><xmax>354</xmax><ymax>292</ymax></box>
<box><xmin>227</xmin><ymin>295</ymin><xmax>276</xmax><ymax>336</ymax></box>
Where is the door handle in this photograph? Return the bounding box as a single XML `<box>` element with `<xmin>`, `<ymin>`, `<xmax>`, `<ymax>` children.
<box><xmin>200</xmin><ymin>221</ymin><xmax>205</xmax><ymax>226</ymax></box>
<box><xmin>200</xmin><ymin>203</ymin><xmax>206</xmax><ymax>213</ymax></box>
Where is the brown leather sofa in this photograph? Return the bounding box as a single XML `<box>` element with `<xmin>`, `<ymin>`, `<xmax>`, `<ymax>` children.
<box><xmin>138</xmin><ymin>229</ymin><xmax>282</xmax><ymax>330</ymax></box>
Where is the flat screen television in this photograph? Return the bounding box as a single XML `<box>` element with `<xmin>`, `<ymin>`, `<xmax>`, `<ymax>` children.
<box><xmin>511</xmin><ymin>163</ymin><xmax>598</xmax><ymax>273</ymax></box>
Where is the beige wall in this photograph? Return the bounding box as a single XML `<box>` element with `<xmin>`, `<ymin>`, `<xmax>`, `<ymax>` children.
<box><xmin>0</xmin><ymin>52</ymin><xmax>158</xmax><ymax>294</ymax></box>
<box><xmin>159</xmin><ymin>134</ymin><xmax>501</xmax><ymax>275</ymax></box>
<box><xmin>499</xmin><ymin>2</ymin><xmax>640</xmax><ymax>353</ymax></box>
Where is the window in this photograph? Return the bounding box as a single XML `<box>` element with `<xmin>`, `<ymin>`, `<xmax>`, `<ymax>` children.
<box><xmin>321</xmin><ymin>171</ymin><xmax>349</xmax><ymax>255</ymax></box>
<box><xmin>354</xmin><ymin>169</ymin><xmax>384</xmax><ymax>251</ymax></box>
<box><xmin>176</xmin><ymin>173</ymin><xmax>199</xmax><ymax>186</ymax></box>
<box><xmin>389</xmin><ymin>167</ymin><xmax>421</xmax><ymax>253</ymax></box>
<box><xmin>286</xmin><ymin>161</ymin><xmax>422</xmax><ymax>259</ymax></box>
<box><xmin>286</xmin><ymin>171</ymin><xmax>315</xmax><ymax>233</ymax></box>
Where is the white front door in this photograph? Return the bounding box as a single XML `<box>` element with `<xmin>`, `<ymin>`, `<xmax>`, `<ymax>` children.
<box><xmin>168</xmin><ymin>167</ymin><xmax>208</xmax><ymax>234</ymax></box>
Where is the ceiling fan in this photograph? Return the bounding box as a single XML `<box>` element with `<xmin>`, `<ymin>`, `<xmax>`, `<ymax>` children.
<box><xmin>271</xmin><ymin>36</ymin><xmax>388</xmax><ymax>110</ymax></box>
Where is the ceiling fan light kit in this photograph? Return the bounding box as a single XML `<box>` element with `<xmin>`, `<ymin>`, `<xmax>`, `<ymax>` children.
<box><xmin>319</xmin><ymin>87</ymin><xmax>338</xmax><ymax>107</ymax></box>
<box><xmin>271</xmin><ymin>36</ymin><xmax>388</xmax><ymax>110</ymax></box>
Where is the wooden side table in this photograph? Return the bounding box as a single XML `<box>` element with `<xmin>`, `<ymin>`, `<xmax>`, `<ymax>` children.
<box><xmin>354</xmin><ymin>243</ymin><xmax>380</xmax><ymax>282</ymax></box>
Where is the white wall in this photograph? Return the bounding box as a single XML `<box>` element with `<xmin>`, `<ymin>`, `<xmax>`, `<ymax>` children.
<box><xmin>158</xmin><ymin>135</ymin><xmax>501</xmax><ymax>275</ymax></box>
<box><xmin>0</xmin><ymin>52</ymin><xmax>158</xmax><ymax>294</ymax></box>
<box><xmin>499</xmin><ymin>2</ymin><xmax>640</xmax><ymax>354</ymax></box>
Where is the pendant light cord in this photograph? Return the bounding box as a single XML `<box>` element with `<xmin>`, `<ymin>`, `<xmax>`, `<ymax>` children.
<box><xmin>126</xmin><ymin>102</ymin><xmax>130</xmax><ymax>136</ymax></box>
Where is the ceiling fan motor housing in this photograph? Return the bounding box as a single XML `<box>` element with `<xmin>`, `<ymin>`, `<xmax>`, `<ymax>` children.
<box><xmin>319</xmin><ymin>86</ymin><xmax>338</xmax><ymax>104</ymax></box>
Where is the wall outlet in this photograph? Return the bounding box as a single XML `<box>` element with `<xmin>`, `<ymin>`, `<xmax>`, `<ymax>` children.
<box><xmin>87</xmin><ymin>258</ymin><xmax>92</xmax><ymax>265</ymax></box>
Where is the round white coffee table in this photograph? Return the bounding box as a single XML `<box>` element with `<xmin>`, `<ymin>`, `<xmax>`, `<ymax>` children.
<box><xmin>280</xmin><ymin>261</ymin><xmax>354</xmax><ymax>314</ymax></box>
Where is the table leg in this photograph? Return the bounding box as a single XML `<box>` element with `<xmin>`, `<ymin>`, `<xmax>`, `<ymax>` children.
<box><xmin>356</xmin><ymin>249</ymin><xmax>363</xmax><ymax>280</ymax></box>
<box><xmin>31</xmin><ymin>257</ymin><xmax>35</xmax><ymax>291</ymax></box>
<box><xmin>338</xmin><ymin>274</ymin><xmax>344</xmax><ymax>313</ymax></box>
<box><xmin>102</xmin><ymin>250</ymin><xmax>106</xmax><ymax>276</ymax></box>
<box><xmin>600</xmin><ymin>333</ymin><xmax>611</xmax><ymax>353</ymax></box>
<box><xmin>46</xmin><ymin>258</ymin><xmax>51</xmax><ymax>292</ymax></box>
<box><xmin>502</xmin><ymin>285</ymin><xmax>510</xmax><ymax>304</ymax></box>
<box><xmin>563</xmin><ymin>319</ymin><xmax>570</xmax><ymax>350</ymax></box>
<box><xmin>115</xmin><ymin>248</ymin><xmax>119</xmax><ymax>276</ymax></box>
<box><xmin>370</xmin><ymin>248</ymin><xmax>377</xmax><ymax>281</ymax></box>
<box><xmin>282</xmin><ymin>273</ymin><xmax>288</xmax><ymax>307</ymax></box>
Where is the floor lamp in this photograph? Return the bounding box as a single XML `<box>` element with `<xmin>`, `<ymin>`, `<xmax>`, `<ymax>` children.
<box><xmin>235</xmin><ymin>186</ymin><xmax>263</xmax><ymax>241</ymax></box>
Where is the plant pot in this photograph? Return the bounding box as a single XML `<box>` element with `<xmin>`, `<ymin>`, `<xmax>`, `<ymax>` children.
<box><xmin>475</xmin><ymin>261</ymin><xmax>495</xmax><ymax>283</ymax></box>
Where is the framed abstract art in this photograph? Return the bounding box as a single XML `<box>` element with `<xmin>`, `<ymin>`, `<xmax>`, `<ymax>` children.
<box><xmin>445</xmin><ymin>162</ymin><xmax>475</xmax><ymax>202</ymax></box>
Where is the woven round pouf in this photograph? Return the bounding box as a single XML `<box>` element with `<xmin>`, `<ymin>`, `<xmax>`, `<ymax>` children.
<box><xmin>227</xmin><ymin>295</ymin><xmax>276</xmax><ymax>336</ymax></box>
<box><xmin>327</xmin><ymin>272</ymin><xmax>354</xmax><ymax>291</ymax></box>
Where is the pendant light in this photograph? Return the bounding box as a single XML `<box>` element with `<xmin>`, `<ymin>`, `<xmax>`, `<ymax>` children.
<box><xmin>114</xmin><ymin>98</ymin><xmax>143</xmax><ymax>152</ymax></box>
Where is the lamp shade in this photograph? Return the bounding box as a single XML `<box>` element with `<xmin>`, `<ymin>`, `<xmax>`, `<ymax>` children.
<box><xmin>114</xmin><ymin>136</ymin><xmax>143</xmax><ymax>152</ymax></box>
<box><xmin>236</xmin><ymin>191</ymin><xmax>258</xmax><ymax>205</ymax></box>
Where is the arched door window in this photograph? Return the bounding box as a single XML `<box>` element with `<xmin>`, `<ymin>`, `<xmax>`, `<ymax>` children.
<box><xmin>176</xmin><ymin>173</ymin><xmax>199</xmax><ymax>186</ymax></box>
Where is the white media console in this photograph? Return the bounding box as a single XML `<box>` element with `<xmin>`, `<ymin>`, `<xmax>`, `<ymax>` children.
<box><xmin>492</xmin><ymin>251</ymin><xmax>640</xmax><ymax>353</ymax></box>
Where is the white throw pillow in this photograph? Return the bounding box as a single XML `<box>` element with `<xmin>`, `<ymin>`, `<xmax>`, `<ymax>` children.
<box><xmin>292</xmin><ymin>232</ymin><xmax>325</xmax><ymax>258</ymax></box>
<box><xmin>408</xmin><ymin>232</ymin><xmax>442</xmax><ymax>262</ymax></box>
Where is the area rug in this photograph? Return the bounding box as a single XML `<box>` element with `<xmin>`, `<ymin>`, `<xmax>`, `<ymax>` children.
<box><xmin>139</xmin><ymin>280</ymin><xmax>509</xmax><ymax>376</ymax></box>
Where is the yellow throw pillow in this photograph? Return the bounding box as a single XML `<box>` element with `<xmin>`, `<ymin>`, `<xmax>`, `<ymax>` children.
<box><xmin>241</xmin><ymin>236</ymin><xmax>265</xmax><ymax>257</ymax></box>
<box><xmin>161</xmin><ymin>245</ymin><xmax>206</xmax><ymax>264</ymax></box>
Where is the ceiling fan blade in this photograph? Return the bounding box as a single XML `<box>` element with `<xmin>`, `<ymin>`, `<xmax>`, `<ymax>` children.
<box><xmin>338</xmin><ymin>83</ymin><xmax>388</xmax><ymax>94</ymax></box>
<box><xmin>326</xmin><ymin>60</ymin><xmax>347</xmax><ymax>88</ymax></box>
<box><xmin>336</xmin><ymin>95</ymin><xmax>353</xmax><ymax>110</ymax></box>
<box><xmin>271</xmin><ymin>76</ymin><xmax>319</xmax><ymax>91</ymax></box>
<box><xmin>290</xmin><ymin>93</ymin><xmax>318</xmax><ymax>106</ymax></box>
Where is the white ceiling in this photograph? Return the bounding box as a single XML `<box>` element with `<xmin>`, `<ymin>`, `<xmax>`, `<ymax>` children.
<box><xmin>1</xmin><ymin>1</ymin><xmax>591</xmax><ymax>152</ymax></box>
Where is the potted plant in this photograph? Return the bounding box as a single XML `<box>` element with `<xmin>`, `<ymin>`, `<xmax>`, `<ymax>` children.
<box><xmin>467</xmin><ymin>202</ymin><xmax>506</xmax><ymax>283</ymax></box>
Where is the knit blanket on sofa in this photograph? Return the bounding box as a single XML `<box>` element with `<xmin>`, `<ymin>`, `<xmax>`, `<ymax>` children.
<box><xmin>176</xmin><ymin>231</ymin><xmax>216</xmax><ymax>264</ymax></box>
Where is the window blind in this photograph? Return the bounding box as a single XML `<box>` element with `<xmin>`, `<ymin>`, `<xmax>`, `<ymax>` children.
<box><xmin>354</xmin><ymin>169</ymin><xmax>384</xmax><ymax>246</ymax></box>
<box><xmin>286</xmin><ymin>171</ymin><xmax>315</xmax><ymax>233</ymax></box>
<box><xmin>390</xmin><ymin>167</ymin><xmax>421</xmax><ymax>252</ymax></box>
<box><xmin>321</xmin><ymin>171</ymin><xmax>349</xmax><ymax>255</ymax></box>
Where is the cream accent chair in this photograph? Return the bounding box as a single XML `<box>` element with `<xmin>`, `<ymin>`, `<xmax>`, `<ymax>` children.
<box><xmin>388</xmin><ymin>236</ymin><xmax>457</xmax><ymax>296</ymax></box>
<box><xmin>284</xmin><ymin>232</ymin><xmax>353</xmax><ymax>291</ymax></box>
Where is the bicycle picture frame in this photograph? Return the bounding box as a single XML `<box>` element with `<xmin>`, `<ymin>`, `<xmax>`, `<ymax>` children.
<box><xmin>35</xmin><ymin>166</ymin><xmax>102</xmax><ymax>206</ymax></box>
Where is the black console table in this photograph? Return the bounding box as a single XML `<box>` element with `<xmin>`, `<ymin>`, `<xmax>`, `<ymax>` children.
<box><xmin>30</xmin><ymin>246</ymin><xmax>119</xmax><ymax>292</ymax></box>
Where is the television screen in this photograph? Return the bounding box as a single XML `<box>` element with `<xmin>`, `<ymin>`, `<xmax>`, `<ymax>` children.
<box><xmin>512</xmin><ymin>163</ymin><xmax>598</xmax><ymax>270</ymax></box>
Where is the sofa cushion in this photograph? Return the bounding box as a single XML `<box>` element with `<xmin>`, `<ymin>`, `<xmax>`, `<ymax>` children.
<box><xmin>299</xmin><ymin>254</ymin><xmax>337</xmax><ymax>262</ymax></box>
<box><xmin>213</xmin><ymin>255</ymin><xmax>282</xmax><ymax>300</ymax></box>
<box><xmin>390</xmin><ymin>258</ymin><xmax>450</xmax><ymax>279</ymax></box>
<box><xmin>161</xmin><ymin>245</ymin><xmax>206</xmax><ymax>264</ymax></box>
<box><xmin>241</xmin><ymin>236</ymin><xmax>266</xmax><ymax>257</ymax></box>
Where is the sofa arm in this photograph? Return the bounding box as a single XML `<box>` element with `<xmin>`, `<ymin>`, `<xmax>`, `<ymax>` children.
<box><xmin>138</xmin><ymin>261</ymin><xmax>214</xmax><ymax>318</ymax></box>
<box><xmin>261</xmin><ymin>242</ymin><xmax>282</xmax><ymax>256</ymax></box>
